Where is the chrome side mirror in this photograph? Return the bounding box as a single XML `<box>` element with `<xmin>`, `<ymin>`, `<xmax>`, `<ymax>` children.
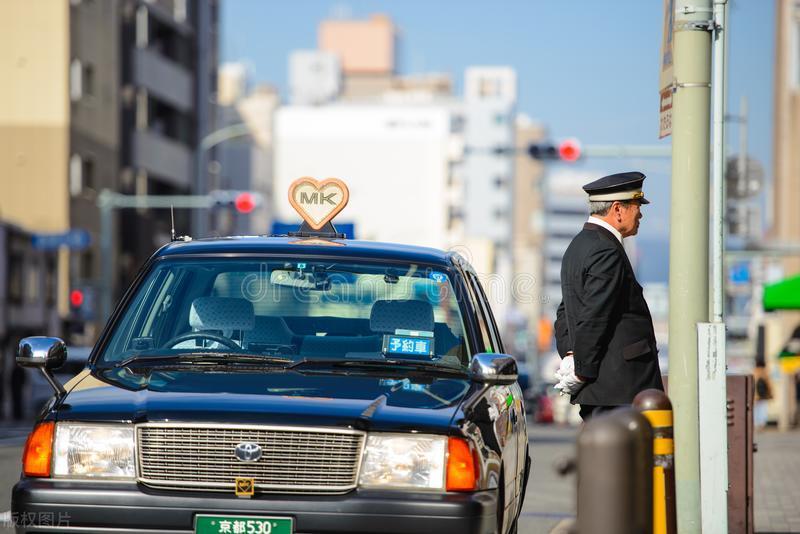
<box><xmin>17</xmin><ymin>337</ymin><xmax>67</xmax><ymax>396</ymax></box>
<box><xmin>469</xmin><ymin>353</ymin><xmax>519</xmax><ymax>385</ymax></box>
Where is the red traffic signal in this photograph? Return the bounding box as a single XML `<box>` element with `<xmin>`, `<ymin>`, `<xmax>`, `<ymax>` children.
<box><xmin>558</xmin><ymin>138</ymin><xmax>582</xmax><ymax>162</ymax></box>
<box><xmin>527</xmin><ymin>138</ymin><xmax>582</xmax><ymax>162</ymax></box>
<box><xmin>69</xmin><ymin>289</ymin><xmax>84</xmax><ymax>308</ymax></box>
<box><xmin>234</xmin><ymin>192</ymin><xmax>256</xmax><ymax>214</ymax></box>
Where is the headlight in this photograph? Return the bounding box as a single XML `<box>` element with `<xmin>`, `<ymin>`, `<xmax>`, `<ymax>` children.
<box><xmin>53</xmin><ymin>423</ymin><xmax>135</xmax><ymax>479</ymax></box>
<box><xmin>358</xmin><ymin>434</ymin><xmax>446</xmax><ymax>490</ymax></box>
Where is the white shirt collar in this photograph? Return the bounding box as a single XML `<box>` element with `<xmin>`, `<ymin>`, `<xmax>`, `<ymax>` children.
<box><xmin>587</xmin><ymin>216</ymin><xmax>623</xmax><ymax>244</ymax></box>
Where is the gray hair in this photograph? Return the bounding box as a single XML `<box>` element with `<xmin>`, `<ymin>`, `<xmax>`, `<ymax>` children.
<box><xmin>588</xmin><ymin>200</ymin><xmax>614</xmax><ymax>216</ymax></box>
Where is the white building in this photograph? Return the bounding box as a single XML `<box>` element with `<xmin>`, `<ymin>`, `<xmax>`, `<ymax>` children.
<box><xmin>461</xmin><ymin>67</ymin><xmax>517</xmax><ymax>328</ymax></box>
<box><xmin>289</xmin><ymin>50</ymin><xmax>341</xmax><ymax>105</ymax></box>
<box><xmin>273</xmin><ymin>103</ymin><xmax>463</xmax><ymax>249</ymax></box>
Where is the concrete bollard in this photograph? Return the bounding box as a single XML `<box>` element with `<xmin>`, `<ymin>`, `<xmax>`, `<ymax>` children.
<box><xmin>634</xmin><ymin>389</ymin><xmax>677</xmax><ymax>534</ymax></box>
<box><xmin>576</xmin><ymin>408</ymin><xmax>653</xmax><ymax>534</ymax></box>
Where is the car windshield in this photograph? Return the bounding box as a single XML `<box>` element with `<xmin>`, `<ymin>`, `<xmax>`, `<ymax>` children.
<box><xmin>97</xmin><ymin>258</ymin><xmax>471</xmax><ymax>369</ymax></box>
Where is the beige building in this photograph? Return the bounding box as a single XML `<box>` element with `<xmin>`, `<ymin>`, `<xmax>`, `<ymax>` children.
<box><xmin>0</xmin><ymin>2</ymin><xmax>72</xmax><ymax>317</ymax></box>
<box><xmin>2</xmin><ymin>0</ymin><xmax>218</xmax><ymax>341</ymax></box>
<box><xmin>319</xmin><ymin>14</ymin><xmax>397</xmax><ymax>100</ymax></box>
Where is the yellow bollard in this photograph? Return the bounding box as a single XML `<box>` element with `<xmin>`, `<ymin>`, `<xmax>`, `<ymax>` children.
<box><xmin>634</xmin><ymin>389</ymin><xmax>677</xmax><ymax>534</ymax></box>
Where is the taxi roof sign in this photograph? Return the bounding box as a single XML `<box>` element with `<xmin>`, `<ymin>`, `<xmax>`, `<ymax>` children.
<box><xmin>288</xmin><ymin>177</ymin><xmax>349</xmax><ymax>237</ymax></box>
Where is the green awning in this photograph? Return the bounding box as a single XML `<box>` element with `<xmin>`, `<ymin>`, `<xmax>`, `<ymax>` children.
<box><xmin>763</xmin><ymin>274</ymin><xmax>800</xmax><ymax>311</ymax></box>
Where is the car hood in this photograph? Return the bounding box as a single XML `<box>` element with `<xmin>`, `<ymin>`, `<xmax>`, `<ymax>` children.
<box><xmin>57</xmin><ymin>366</ymin><xmax>474</xmax><ymax>433</ymax></box>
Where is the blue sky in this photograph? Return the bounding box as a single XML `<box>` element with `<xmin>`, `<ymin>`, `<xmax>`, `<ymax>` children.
<box><xmin>221</xmin><ymin>0</ymin><xmax>775</xmax><ymax>282</ymax></box>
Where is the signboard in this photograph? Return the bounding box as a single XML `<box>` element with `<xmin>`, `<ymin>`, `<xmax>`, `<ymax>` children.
<box><xmin>288</xmin><ymin>177</ymin><xmax>349</xmax><ymax>230</ymax></box>
<box><xmin>31</xmin><ymin>229</ymin><xmax>91</xmax><ymax>251</ymax></box>
<box><xmin>659</xmin><ymin>0</ymin><xmax>675</xmax><ymax>138</ymax></box>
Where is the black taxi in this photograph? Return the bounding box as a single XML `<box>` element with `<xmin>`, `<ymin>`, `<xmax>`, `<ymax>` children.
<box><xmin>13</xmin><ymin>181</ymin><xmax>529</xmax><ymax>534</ymax></box>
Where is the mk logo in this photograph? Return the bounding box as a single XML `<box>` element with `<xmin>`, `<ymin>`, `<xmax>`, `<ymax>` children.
<box><xmin>235</xmin><ymin>477</ymin><xmax>255</xmax><ymax>497</ymax></box>
<box><xmin>300</xmin><ymin>191</ymin><xmax>337</xmax><ymax>205</ymax></box>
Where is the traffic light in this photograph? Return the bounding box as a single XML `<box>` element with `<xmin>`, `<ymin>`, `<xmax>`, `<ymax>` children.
<box><xmin>69</xmin><ymin>289</ymin><xmax>84</xmax><ymax>308</ymax></box>
<box><xmin>528</xmin><ymin>138</ymin><xmax>582</xmax><ymax>162</ymax></box>
<box><xmin>69</xmin><ymin>285</ymin><xmax>96</xmax><ymax>321</ymax></box>
<box><xmin>234</xmin><ymin>192</ymin><xmax>256</xmax><ymax>214</ymax></box>
<box><xmin>210</xmin><ymin>190</ymin><xmax>263</xmax><ymax>213</ymax></box>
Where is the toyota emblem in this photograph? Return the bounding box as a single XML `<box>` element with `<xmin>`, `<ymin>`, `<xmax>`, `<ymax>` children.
<box><xmin>234</xmin><ymin>442</ymin><xmax>262</xmax><ymax>462</ymax></box>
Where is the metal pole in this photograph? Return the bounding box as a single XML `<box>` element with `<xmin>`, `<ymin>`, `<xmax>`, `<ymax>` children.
<box><xmin>698</xmin><ymin>4</ymin><xmax>730</xmax><ymax>532</ymax></box>
<box><xmin>668</xmin><ymin>1</ymin><xmax>712</xmax><ymax>532</ymax></box>
<box><xmin>193</xmin><ymin>123</ymin><xmax>252</xmax><ymax>239</ymax></box>
<box><xmin>98</xmin><ymin>190</ymin><xmax>115</xmax><ymax>324</ymax></box>
<box><xmin>711</xmin><ymin>1</ymin><xmax>726</xmax><ymax>324</ymax></box>
<box><xmin>737</xmin><ymin>96</ymin><xmax>748</xmax><ymax>198</ymax></box>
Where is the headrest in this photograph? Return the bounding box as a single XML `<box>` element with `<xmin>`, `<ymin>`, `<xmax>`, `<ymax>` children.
<box><xmin>243</xmin><ymin>316</ymin><xmax>295</xmax><ymax>344</ymax></box>
<box><xmin>189</xmin><ymin>297</ymin><xmax>254</xmax><ymax>331</ymax></box>
<box><xmin>369</xmin><ymin>300</ymin><xmax>434</xmax><ymax>334</ymax></box>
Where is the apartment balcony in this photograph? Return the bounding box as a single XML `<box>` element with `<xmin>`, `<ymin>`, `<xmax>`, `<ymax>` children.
<box><xmin>132</xmin><ymin>129</ymin><xmax>191</xmax><ymax>189</ymax></box>
<box><xmin>133</xmin><ymin>47</ymin><xmax>193</xmax><ymax>112</ymax></box>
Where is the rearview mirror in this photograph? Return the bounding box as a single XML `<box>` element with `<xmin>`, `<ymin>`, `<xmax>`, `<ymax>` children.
<box><xmin>269</xmin><ymin>270</ymin><xmax>331</xmax><ymax>291</ymax></box>
<box><xmin>469</xmin><ymin>353</ymin><xmax>518</xmax><ymax>385</ymax></box>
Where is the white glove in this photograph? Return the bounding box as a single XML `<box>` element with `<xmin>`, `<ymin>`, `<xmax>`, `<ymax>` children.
<box><xmin>554</xmin><ymin>355</ymin><xmax>584</xmax><ymax>395</ymax></box>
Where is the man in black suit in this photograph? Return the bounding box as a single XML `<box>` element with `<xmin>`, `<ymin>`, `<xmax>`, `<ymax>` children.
<box><xmin>553</xmin><ymin>172</ymin><xmax>664</xmax><ymax>421</ymax></box>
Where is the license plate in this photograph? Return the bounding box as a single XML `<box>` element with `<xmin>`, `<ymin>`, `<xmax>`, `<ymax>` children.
<box><xmin>195</xmin><ymin>515</ymin><xmax>293</xmax><ymax>534</ymax></box>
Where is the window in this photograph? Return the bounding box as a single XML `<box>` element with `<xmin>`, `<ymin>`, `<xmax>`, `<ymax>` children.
<box><xmin>69</xmin><ymin>154</ymin><xmax>95</xmax><ymax>195</ymax></box>
<box><xmin>7</xmin><ymin>253</ymin><xmax>23</xmax><ymax>304</ymax></box>
<box><xmin>98</xmin><ymin>259</ymin><xmax>471</xmax><ymax>368</ymax></box>
<box><xmin>83</xmin><ymin>157</ymin><xmax>95</xmax><ymax>190</ymax></box>
<box><xmin>45</xmin><ymin>256</ymin><xmax>57</xmax><ymax>306</ymax></box>
<box><xmin>24</xmin><ymin>262</ymin><xmax>40</xmax><ymax>303</ymax></box>
<box><xmin>70</xmin><ymin>59</ymin><xmax>82</xmax><ymax>101</ymax></box>
<box><xmin>469</xmin><ymin>273</ymin><xmax>504</xmax><ymax>354</ymax></box>
<box><xmin>459</xmin><ymin>271</ymin><xmax>492</xmax><ymax>353</ymax></box>
<box><xmin>83</xmin><ymin>64</ymin><xmax>95</xmax><ymax>97</ymax></box>
<box><xmin>69</xmin><ymin>154</ymin><xmax>82</xmax><ymax>196</ymax></box>
<box><xmin>69</xmin><ymin>59</ymin><xmax>95</xmax><ymax>100</ymax></box>
<box><xmin>136</xmin><ymin>6</ymin><xmax>149</xmax><ymax>48</ymax></box>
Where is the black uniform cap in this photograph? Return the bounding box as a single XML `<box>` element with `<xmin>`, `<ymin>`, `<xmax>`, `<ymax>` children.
<box><xmin>582</xmin><ymin>171</ymin><xmax>650</xmax><ymax>204</ymax></box>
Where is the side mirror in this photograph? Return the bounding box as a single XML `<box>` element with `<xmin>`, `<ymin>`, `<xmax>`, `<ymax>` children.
<box><xmin>17</xmin><ymin>337</ymin><xmax>67</xmax><ymax>369</ymax></box>
<box><xmin>469</xmin><ymin>353</ymin><xmax>518</xmax><ymax>385</ymax></box>
<box><xmin>17</xmin><ymin>337</ymin><xmax>67</xmax><ymax>396</ymax></box>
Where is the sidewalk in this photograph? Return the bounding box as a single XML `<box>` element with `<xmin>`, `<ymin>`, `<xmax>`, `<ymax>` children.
<box><xmin>755</xmin><ymin>427</ymin><xmax>800</xmax><ymax>533</ymax></box>
<box><xmin>520</xmin><ymin>423</ymin><xmax>800</xmax><ymax>534</ymax></box>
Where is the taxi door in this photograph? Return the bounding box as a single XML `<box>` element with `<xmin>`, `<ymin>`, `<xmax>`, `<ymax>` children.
<box><xmin>465</xmin><ymin>272</ymin><xmax>521</xmax><ymax>528</ymax></box>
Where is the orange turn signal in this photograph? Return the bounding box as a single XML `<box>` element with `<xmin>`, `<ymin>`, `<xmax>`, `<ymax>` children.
<box><xmin>446</xmin><ymin>437</ymin><xmax>478</xmax><ymax>491</ymax></box>
<box><xmin>23</xmin><ymin>421</ymin><xmax>54</xmax><ymax>477</ymax></box>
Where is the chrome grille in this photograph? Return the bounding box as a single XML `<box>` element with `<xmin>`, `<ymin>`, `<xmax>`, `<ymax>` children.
<box><xmin>137</xmin><ymin>423</ymin><xmax>365</xmax><ymax>494</ymax></box>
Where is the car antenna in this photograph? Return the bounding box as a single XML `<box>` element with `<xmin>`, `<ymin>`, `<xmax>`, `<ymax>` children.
<box><xmin>170</xmin><ymin>205</ymin><xmax>192</xmax><ymax>242</ymax></box>
<box><xmin>170</xmin><ymin>205</ymin><xmax>176</xmax><ymax>241</ymax></box>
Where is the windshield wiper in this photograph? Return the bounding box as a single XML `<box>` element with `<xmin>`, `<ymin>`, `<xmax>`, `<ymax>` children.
<box><xmin>114</xmin><ymin>353</ymin><xmax>293</xmax><ymax>369</ymax></box>
<box><xmin>289</xmin><ymin>358</ymin><xmax>467</xmax><ymax>376</ymax></box>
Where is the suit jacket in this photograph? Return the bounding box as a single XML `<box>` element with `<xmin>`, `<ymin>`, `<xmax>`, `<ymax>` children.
<box><xmin>554</xmin><ymin>223</ymin><xmax>663</xmax><ymax>405</ymax></box>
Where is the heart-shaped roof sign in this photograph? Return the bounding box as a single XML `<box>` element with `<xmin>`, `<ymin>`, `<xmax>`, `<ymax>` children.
<box><xmin>288</xmin><ymin>177</ymin><xmax>350</xmax><ymax>231</ymax></box>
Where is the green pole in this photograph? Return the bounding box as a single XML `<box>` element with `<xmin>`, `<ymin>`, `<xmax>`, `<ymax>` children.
<box><xmin>668</xmin><ymin>1</ymin><xmax>712</xmax><ymax>532</ymax></box>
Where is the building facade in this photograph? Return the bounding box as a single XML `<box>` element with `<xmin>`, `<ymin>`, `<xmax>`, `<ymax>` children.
<box><xmin>1</xmin><ymin>0</ymin><xmax>218</xmax><ymax>340</ymax></box>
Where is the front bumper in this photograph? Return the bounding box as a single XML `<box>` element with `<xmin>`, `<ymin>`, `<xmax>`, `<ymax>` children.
<box><xmin>12</xmin><ymin>479</ymin><xmax>498</xmax><ymax>534</ymax></box>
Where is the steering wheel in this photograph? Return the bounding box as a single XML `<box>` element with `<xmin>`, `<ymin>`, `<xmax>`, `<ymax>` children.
<box><xmin>162</xmin><ymin>332</ymin><xmax>241</xmax><ymax>350</ymax></box>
